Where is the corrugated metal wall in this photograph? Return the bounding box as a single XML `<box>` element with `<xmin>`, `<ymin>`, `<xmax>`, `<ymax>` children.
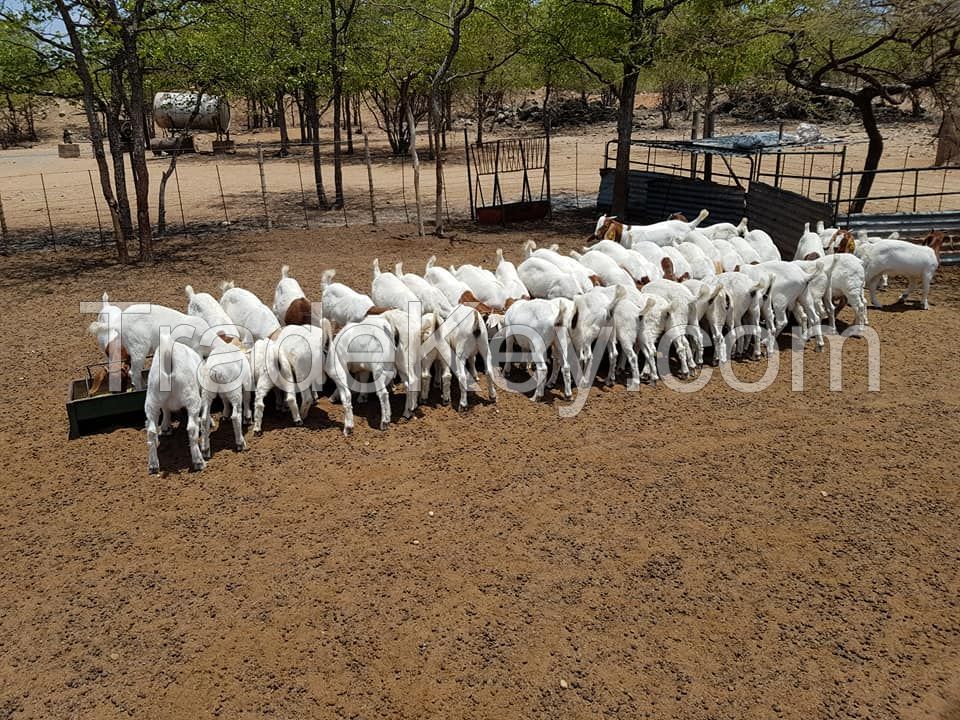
<box><xmin>745</xmin><ymin>182</ymin><xmax>833</xmax><ymax>259</ymax></box>
<box><xmin>597</xmin><ymin>169</ymin><xmax>746</xmax><ymax>225</ymax></box>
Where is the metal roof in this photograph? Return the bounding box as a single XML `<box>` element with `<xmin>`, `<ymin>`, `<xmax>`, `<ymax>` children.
<box><xmin>629</xmin><ymin>132</ymin><xmax>848</xmax><ymax>157</ymax></box>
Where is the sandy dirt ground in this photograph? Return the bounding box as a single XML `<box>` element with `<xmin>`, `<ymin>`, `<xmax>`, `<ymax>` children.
<box><xmin>1</xmin><ymin>218</ymin><xmax>959</xmax><ymax>719</ymax></box>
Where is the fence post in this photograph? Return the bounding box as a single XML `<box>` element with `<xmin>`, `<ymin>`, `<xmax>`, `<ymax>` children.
<box><xmin>574</xmin><ymin>141</ymin><xmax>580</xmax><ymax>208</ymax></box>
<box><xmin>363</xmin><ymin>132</ymin><xmax>377</xmax><ymax>225</ymax></box>
<box><xmin>215</xmin><ymin>165</ymin><xmax>229</xmax><ymax>223</ymax></box>
<box><xmin>0</xmin><ymin>191</ymin><xmax>7</xmax><ymax>251</ymax></box>
<box><xmin>87</xmin><ymin>169</ymin><xmax>104</xmax><ymax>246</ymax></box>
<box><xmin>401</xmin><ymin>153</ymin><xmax>410</xmax><ymax>224</ymax></box>
<box><xmin>464</xmin><ymin>128</ymin><xmax>475</xmax><ymax>221</ymax></box>
<box><xmin>296</xmin><ymin>159</ymin><xmax>309</xmax><ymax>228</ymax></box>
<box><xmin>544</xmin><ymin>119</ymin><xmax>552</xmax><ymax>218</ymax></box>
<box><xmin>39</xmin><ymin>173</ymin><xmax>55</xmax><ymax>247</ymax></box>
<box><xmin>690</xmin><ymin>111</ymin><xmax>701</xmax><ymax>179</ymax></box>
<box><xmin>257</xmin><ymin>142</ymin><xmax>272</xmax><ymax>229</ymax></box>
<box><xmin>174</xmin><ymin>167</ymin><xmax>186</xmax><ymax>233</ymax></box>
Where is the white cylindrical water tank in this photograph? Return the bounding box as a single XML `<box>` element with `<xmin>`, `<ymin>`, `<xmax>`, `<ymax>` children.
<box><xmin>153</xmin><ymin>92</ymin><xmax>230</xmax><ymax>133</ymax></box>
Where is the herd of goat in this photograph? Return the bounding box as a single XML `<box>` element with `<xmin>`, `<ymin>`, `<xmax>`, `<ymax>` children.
<box><xmin>85</xmin><ymin>210</ymin><xmax>945</xmax><ymax>473</ymax></box>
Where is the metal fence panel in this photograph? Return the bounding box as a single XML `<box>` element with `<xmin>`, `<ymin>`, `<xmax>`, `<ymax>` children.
<box><xmin>597</xmin><ymin>169</ymin><xmax>745</xmax><ymax>225</ymax></box>
<box><xmin>746</xmin><ymin>182</ymin><xmax>833</xmax><ymax>259</ymax></box>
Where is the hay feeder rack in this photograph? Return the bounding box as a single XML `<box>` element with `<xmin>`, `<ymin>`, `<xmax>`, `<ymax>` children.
<box><xmin>465</xmin><ymin>129</ymin><xmax>551</xmax><ymax>224</ymax></box>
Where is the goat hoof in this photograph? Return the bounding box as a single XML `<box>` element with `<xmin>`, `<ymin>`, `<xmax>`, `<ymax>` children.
<box><xmin>294</xmin><ymin>419</ymin><xmax>303</xmax><ymax>427</ymax></box>
<box><xmin>148</xmin><ymin>466</ymin><xmax>159</xmax><ymax>475</ymax></box>
<box><xmin>379</xmin><ymin>422</ymin><xmax>389</xmax><ymax>431</ymax></box>
<box><xmin>236</xmin><ymin>443</ymin><xmax>247</xmax><ymax>452</ymax></box>
<box><xmin>202</xmin><ymin>449</ymin><xmax>212</xmax><ymax>460</ymax></box>
<box><xmin>192</xmin><ymin>461</ymin><xmax>206</xmax><ymax>472</ymax></box>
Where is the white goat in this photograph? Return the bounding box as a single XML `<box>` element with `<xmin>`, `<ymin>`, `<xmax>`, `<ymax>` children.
<box><xmin>568</xmin><ymin>285</ymin><xmax>626</xmax><ymax>385</ymax></box>
<box><xmin>199</xmin><ymin>334</ymin><xmax>251</xmax><ymax>459</ymax></box>
<box><xmin>500</xmin><ymin>298</ymin><xmax>573</xmax><ymax>401</ymax></box>
<box><xmin>625</xmin><ymin>209</ymin><xmax>710</xmax><ymax>246</ymax></box>
<box><xmin>273</xmin><ymin>265</ymin><xmax>314</xmax><ymax>325</ymax></box>
<box><xmin>494</xmin><ymin>249</ymin><xmax>530</xmax><ymax>299</ymax></box>
<box><xmin>743</xmin><ymin>229</ymin><xmax>781</xmax><ymax>262</ymax></box>
<box><xmin>422</xmin><ymin>304</ymin><xmax>498</xmax><ymax>409</ymax></box>
<box><xmin>397</xmin><ymin>262</ymin><xmax>455</xmax><ymax>318</ymax></box>
<box><xmin>320</xmin><ymin>269</ymin><xmax>384</xmax><ymax>328</ymax></box>
<box><xmin>326</xmin><ymin>316</ymin><xmax>397</xmax><ymax>434</ymax></box>
<box><xmin>525</xmin><ymin>241</ymin><xmax>598</xmax><ymax>292</ymax></box>
<box><xmin>454</xmin><ymin>263</ymin><xmax>514</xmax><ymax>309</ymax></box>
<box><xmin>220</xmin><ymin>282</ymin><xmax>282</xmax><ymax>344</ymax></box>
<box><xmin>572</xmin><ymin>249</ymin><xmax>637</xmax><ymax>289</ymax></box>
<box><xmin>145</xmin><ymin>333</ymin><xmax>205</xmax><ymax>474</ymax></box>
<box><xmin>794</xmin><ymin>223</ymin><xmax>825</xmax><ymax>260</ymax></box>
<box><xmin>857</xmin><ymin>238</ymin><xmax>939</xmax><ymax>309</ymax></box>
<box><xmin>372</xmin><ymin>258</ymin><xmax>420</xmax><ymax>313</ymax></box>
<box><xmin>699</xmin><ymin>217</ymin><xmax>748</xmax><ymax>241</ymax></box>
<box><xmin>585</xmin><ymin>239</ymin><xmax>656</xmax><ymax>283</ymax></box>
<box><xmin>89</xmin><ymin>303</ymin><xmax>212</xmax><ymax>390</ymax></box>
<box><xmin>640</xmin><ymin>279</ymin><xmax>698</xmax><ymax>377</ymax></box>
<box><xmin>186</xmin><ymin>285</ymin><xmax>241</xmax><ymax>340</ymax></box>
<box><xmin>681</xmin><ymin>278</ymin><xmax>726</xmax><ymax>365</ymax></box>
<box><xmin>424</xmin><ymin>256</ymin><xmax>479</xmax><ymax>306</ymax></box>
<box><xmin>516</xmin><ymin>256</ymin><xmax>582</xmax><ymax>299</ymax></box>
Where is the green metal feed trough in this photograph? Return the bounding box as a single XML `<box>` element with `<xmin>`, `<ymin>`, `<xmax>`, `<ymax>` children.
<box><xmin>66</xmin><ymin>375</ymin><xmax>148</xmax><ymax>439</ymax></box>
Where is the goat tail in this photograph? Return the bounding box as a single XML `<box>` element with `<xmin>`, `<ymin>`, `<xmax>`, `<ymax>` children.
<box><xmin>690</xmin><ymin>209</ymin><xmax>709</xmax><ymax>228</ymax></box>
<box><xmin>708</xmin><ymin>282</ymin><xmax>724</xmax><ymax>302</ymax></box>
<box><xmin>372</xmin><ymin>258</ymin><xmax>381</xmax><ymax>278</ymax></box>
<box><xmin>523</xmin><ymin>239</ymin><xmax>536</xmax><ymax>258</ymax></box>
<box><xmin>281</xmin><ymin>264</ymin><xmax>290</xmax><ymax>279</ymax></box>
<box><xmin>185</xmin><ymin>284</ymin><xmax>195</xmax><ymax>300</ymax></box>
<box><xmin>320</xmin><ymin>269</ymin><xmax>336</xmax><ymax>289</ymax></box>
<box><xmin>496</xmin><ymin>248</ymin><xmax>505</xmax><ymax>265</ymax></box>
<box><xmin>569</xmin><ymin>249</ymin><xmax>582</xmax><ymax>259</ymax></box>
<box><xmin>157</xmin><ymin>330</ymin><xmax>175</xmax><ymax>388</ymax></box>
<box><xmin>395</xmin><ymin>261</ymin><xmax>404</xmax><ymax>276</ymax></box>
<box><xmin>88</xmin><ymin>320</ymin><xmax>108</xmax><ymax>337</ymax></box>
<box><xmin>102</xmin><ymin>291</ymin><xmax>110</xmax><ymax>304</ymax></box>
<box><xmin>426</xmin><ymin>255</ymin><xmax>437</xmax><ymax>272</ymax></box>
<box><xmin>737</xmin><ymin>217</ymin><xmax>749</xmax><ymax>235</ymax></box>
<box><xmin>548</xmin><ymin>243</ymin><xmax>560</xmax><ymax>252</ymax></box>
<box><xmin>220</xmin><ymin>280</ymin><xmax>235</xmax><ymax>293</ymax></box>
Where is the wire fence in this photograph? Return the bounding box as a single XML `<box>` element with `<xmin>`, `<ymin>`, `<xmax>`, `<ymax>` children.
<box><xmin>0</xmin><ymin>131</ymin><xmax>596</xmax><ymax>253</ymax></box>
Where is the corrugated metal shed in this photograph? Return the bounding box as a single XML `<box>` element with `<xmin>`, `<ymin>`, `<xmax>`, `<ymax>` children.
<box><xmin>597</xmin><ymin>169</ymin><xmax>746</xmax><ymax>225</ymax></box>
<box><xmin>745</xmin><ymin>182</ymin><xmax>833</xmax><ymax>259</ymax></box>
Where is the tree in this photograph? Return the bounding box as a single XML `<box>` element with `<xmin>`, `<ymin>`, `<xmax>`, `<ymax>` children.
<box><xmin>778</xmin><ymin>0</ymin><xmax>960</xmax><ymax>211</ymax></box>
<box><xmin>532</xmin><ymin>0</ymin><xmax>690</xmax><ymax>216</ymax></box>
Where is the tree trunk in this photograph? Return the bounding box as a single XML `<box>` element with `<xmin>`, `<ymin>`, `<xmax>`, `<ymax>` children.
<box><xmin>157</xmin><ymin>153</ymin><xmax>177</xmax><ymax>236</ymax></box>
<box><xmin>114</xmin><ymin>17</ymin><xmax>153</xmax><ymax>263</ymax></box>
<box><xmin>611</xmin><ymin>65</ymin><xmax>639</xmax><ymax>217</ymax></box>
<box><xmin>433</xmin><ymin>104</ymin><xmax>444</xmax><ymax>234</ymax></box>
<box><xmin>55</xmin><ymin>0</ymin><xmax>129</xmax><ymax>263</ymax></box>
<box><xmin>543</xmin><ymin>79</ymin><xmax>552</xmax><ymax>131</ymax></box>
<box><xmin>405</xmin><ymin>100</ymin><xmax>424</xmax><ymax>236</ymax></box>
<box><xmin>852</xmin><ymin>94</ymin><xmax>883</xmax><ymax>214</ymax></box>
<box><xmin>345</xmin><ymin>93</ymin><xmax>354</xmax><ymax>154</ymax></box>
<box><xmin>329</xmin><ymin>0</ymin><xmax>345</xmax><ymax>209</ymax></box>
<box><xmin>104</xmin><ymin>100</ymin><xmax>136</xmax><ymax>248</ymax></box>
<box><xmin>305</xmin><ymin>86</ymin><xmax>329</xmax><ymax>209</ymax></box>
<box><xmin>476</xmin><ymin>73</ymin><xmax>486</xmax><ymax>146</ymax></box>
<box><xmin>936</xmin><ymin>103</ymin><xmax>960</xmax><ymax>166</ymax></box>
<box><xmin>277</xmin><ymin>89</ymin><xmax>290</xmax><ymax>156</ymax></box>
